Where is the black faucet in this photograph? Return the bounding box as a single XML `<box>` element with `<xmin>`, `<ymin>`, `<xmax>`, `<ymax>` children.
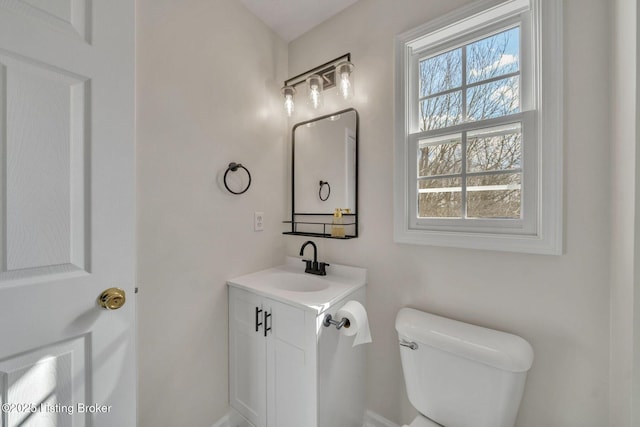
<box><xmin>299</xmin><ymin>241</ymin><xmax>330</xmax><ymax>276</ymax></box>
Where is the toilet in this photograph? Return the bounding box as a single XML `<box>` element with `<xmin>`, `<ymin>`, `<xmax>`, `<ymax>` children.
<box><xmin>395</xmin><ymin>308</ymin><xmax>534</xmax><ymax>427</ymax></box>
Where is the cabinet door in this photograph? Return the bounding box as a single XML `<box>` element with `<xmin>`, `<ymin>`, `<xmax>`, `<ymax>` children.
<box><xmin>229</xmin><ymin>287</ymin><xmax>267</xmax><ymax>427</ymax></box>
<box><xmin>266</xmin><ymin>299</ymin><xmax>317</xmax><ymax>427</ymax></box>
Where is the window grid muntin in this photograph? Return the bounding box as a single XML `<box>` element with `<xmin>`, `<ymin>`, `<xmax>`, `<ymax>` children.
<box><xmin>417</xmin><ymin>123</ymin><xmax>523</xmax><ymax>184</ymax></box>
<box><xmin>466</xmin><ymin>172</ymin><xmax>522</xmax><ymax>218</ymax></box>
<box><xmin>412</xmin><ymin>18</ymin><xmax>523</xmax><ymax>66</ymax></box>
<box><xmin>418</xmin><ymin>49</ymin><xmax>463</xmax><ymax>98</ymax></box>
<box><xmin>418</xmin><ymin>69</ymin><xmax>520</xmax><ymax>104</ymax></box>
<box><xmin>417</xmin><ymin>136</ymin><xmax>462</xmax><ymax>178</ymax></box>
<box><xmin>466</xmin><ymin>26</ymin><xmax>521</xmax><ymax>84</ymax></box>
<box><xmin>461</xmin><ymin>44</ymin><xmax>468</xmax><ymax>122</ymax></box>
<box><xmin>417</xmin><ymin>23</ymin><xmax>522</xmax><ymax>132</ymax></box>
<box><xmin>415</xmin><ymin>116</ymin><xmax>524</xmax><ymax>220</ymax></box>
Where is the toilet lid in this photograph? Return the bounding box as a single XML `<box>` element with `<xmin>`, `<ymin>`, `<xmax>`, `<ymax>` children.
<box><xmin>405</xmin><ymin>415</ymin><xmax>443</xmax><ymax>427</ymax></box>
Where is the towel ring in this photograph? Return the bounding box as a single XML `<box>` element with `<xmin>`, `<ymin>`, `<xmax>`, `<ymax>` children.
<box><xmin>224</xmin><ymin>162</ymin><xmax>251</xmax><ymax>195</ymax></box>
<box><xmin>319</xmin><ymin>180</ymin><xmax>331</xmax><ymax>201</ymax></box>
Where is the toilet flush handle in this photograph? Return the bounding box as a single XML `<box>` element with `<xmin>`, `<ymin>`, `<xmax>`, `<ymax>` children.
<box><xmin>399</xmin><ymin>340</ymin><xmax>418</xmax><ymax>350</ymax></box>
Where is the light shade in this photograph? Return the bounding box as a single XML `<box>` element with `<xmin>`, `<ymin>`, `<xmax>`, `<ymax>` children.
<box><xmin>282</xmin><ymin>86</ymin><xmax>296</xmax><ymax>117</ymax></box>
<box><xmin>306</xmin><ymin>74</ymin><xmax>323</xmax><ymax>109</ymax></box>
<box><xmin>335</xmin><ymin>61</ymin><xmax>355</xmax><ymax>100</ymax></box>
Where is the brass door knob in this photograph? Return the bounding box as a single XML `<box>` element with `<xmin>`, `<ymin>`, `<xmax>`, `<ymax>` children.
<box><xmin>98</xmin><ymin>288</ymin><xmax>126</xmax><ymax>310</ymax></box>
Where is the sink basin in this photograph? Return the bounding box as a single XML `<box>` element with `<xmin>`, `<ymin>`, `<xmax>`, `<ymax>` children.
<box><xmin>227</xmin><ymin>257</ymin><xmax>367</xmax><ymax>313</ymax></box>
<box><xmin>270</xmin><ymin>272</ymin><xmax>329</xmax><ymax>292</ymax></box>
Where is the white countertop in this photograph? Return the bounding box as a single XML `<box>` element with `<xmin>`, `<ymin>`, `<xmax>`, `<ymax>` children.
<box><xmin>227</xmin><ymin>257</ymin><xmax>366</xmax><ymax>314</ymax></box>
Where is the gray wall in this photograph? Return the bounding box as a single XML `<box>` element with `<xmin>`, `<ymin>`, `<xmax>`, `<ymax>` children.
<box><xmin>136</xmin><ymin>0</ymin><xmax>287</xmax><ymax>424</ymax></box>
<box><xmin>136</xmin><ymin>0</ymin><xmax>622</xmax><ymax>425</ymax></box>
<box><xmin>286</xmin><ymin>1</ymin><xmax>611</xmax><ymax>426</ymax></box>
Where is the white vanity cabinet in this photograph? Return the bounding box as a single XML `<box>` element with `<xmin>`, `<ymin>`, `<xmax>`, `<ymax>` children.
<box><xmin>227</xmin><ymin>258</ymin><xmax>367</xmax><ymax>427</ymax></box>
<box><xmin>228</xmin><ymin>286</ymin><xmax>317</xmax><ymax>427</ymax></box>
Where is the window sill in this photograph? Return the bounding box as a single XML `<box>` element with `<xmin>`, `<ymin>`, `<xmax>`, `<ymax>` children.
<box><xmin>393</xmin><ymin>225</ymin><xmax>562</xmax><ymax>255</ymax></box>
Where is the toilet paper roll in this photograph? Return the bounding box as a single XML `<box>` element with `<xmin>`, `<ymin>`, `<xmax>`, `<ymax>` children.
<box><xmin>336</xmin><ymin>300</ymin><xmax>372</xmax><ymax>347</ymax></box>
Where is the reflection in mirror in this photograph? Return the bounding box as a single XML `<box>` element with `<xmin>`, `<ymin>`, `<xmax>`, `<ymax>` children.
<box><xmin>285</xmin><ymin>108</ymin><xmax>358</xmax><ymax>239</ymax></box>
<box><xmin>295</xmin><ymin>109</ymin><xmax>357</xmax><ymax>214</ymax></box>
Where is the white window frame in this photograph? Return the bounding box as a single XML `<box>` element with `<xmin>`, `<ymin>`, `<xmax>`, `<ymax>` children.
<box><xmin>394</xmin><ymin>0</ymin><xmax>563</xmax><ymax>255</ymax></box>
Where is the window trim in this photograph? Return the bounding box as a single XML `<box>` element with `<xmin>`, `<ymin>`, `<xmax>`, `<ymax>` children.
<box><xmin>393</xmin><ymin>0</ymin><xmax>563</xmax><ymax>255</ymax></box>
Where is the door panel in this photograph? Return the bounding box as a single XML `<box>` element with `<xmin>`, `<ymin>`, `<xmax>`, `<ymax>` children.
<box><xmin>0</xmin><ymin>336</ymin><xmax>87</xmax><ymax>426</ymax></box>
<box><xmin>2</xmin><ymin>52</ymin><xmax>88</xmax><ymax>276</ymax></box>
<box><xmin>266</xmin><ymin>299</ymin><xmax>315</xmax><ymax>427</ymax></box>
<box><xmin>0</xmin><ymin>0</ymin><xmax>90</xmax><ymax>42</ymax></box>
<box><xmin>0</xmin><ymin>0</ymin><xmax>135</xmax><ymax>426</ymax></box>
<box><xmin>229</xmin><ymin>287</ymin><xmax>266</xmax><ymax>427</ymax></box>
<box><xmin>271</xmin><ymin>340</ymin><xmax>307</xmax><ymax>427</ymax></box>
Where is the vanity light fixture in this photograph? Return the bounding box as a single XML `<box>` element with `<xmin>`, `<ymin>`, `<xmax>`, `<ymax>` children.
<box><xmin>281</xmin><ymin>53</ymin><xmax>353</xmax><ymax>116</ymax></box>
<box><xmin>306</xmin><ymin>74</ymin><xmax>323</xmax><ymax>109</ymax></box>
<box><xmin>282</xmin><ymin>86</ymin><xmax>296</xmax><ymax>117</ymax></box>
<box><xmin>335</xmin><ymin>61</ymin><xmax>355</xmax><ymax>100</ymax></box>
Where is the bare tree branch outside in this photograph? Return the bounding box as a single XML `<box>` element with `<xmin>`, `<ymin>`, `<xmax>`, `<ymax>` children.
<box><xmin>417</xmin><ymin>26</ymin><xmax>522</xmax><ymax>219</ymax></box>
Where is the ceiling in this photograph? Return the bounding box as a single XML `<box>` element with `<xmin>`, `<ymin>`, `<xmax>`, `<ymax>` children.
<box><xmin>238</xmin><ymin>0</ymin><xmax>359</xmax><ymax>42</ymax></box>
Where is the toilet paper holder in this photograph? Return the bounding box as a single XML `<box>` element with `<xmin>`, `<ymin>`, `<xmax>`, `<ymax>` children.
<box><xmin>323</xmin><ymin>314</ymin><xmax>350</xmax><ymax>330</ymax></box>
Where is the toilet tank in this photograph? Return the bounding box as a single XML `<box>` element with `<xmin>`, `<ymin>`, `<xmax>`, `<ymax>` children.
<box><xmin>395</xmin><ymin>308</ymin><xmax>534</xmax><ymax>427</ymax></box>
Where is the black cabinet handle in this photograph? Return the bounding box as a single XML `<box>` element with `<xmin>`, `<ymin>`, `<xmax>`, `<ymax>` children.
<box><xmin>255</xmin><ymin>307</ymin><xmax>263</xmax><ymax>332</ymax></box>
<box><xmin>264</xmin><ymin>311</ymin><xmax>272</xmax><ymax>337</ymax></box>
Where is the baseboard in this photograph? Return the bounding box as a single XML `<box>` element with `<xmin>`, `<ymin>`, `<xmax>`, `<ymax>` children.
<box><xmin>211</xmin><ymin>414</ymin><xmax>230</xmax><ymax>427</ymax></box>
<box><xmin>363</xmin><ymin>410</ymin><xmax>401</xmax><ymax>427</ymax></box>
<box><xmin>214</xmin><ymin>409</ymin><xmax>399</xmax><ymax>427</ymax></box>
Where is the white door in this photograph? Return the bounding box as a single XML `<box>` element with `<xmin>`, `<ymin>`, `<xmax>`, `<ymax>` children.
<box><xmin>0</xmin><ymin>1</ymin><xmax>136</xmax><ymax>426</ymax></box>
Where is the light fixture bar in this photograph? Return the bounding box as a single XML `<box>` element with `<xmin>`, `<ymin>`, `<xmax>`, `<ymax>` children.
<box><xmin>284</xmin><ymin>53</ymin><xmax>351</xmax><ymax>90</ymax></box>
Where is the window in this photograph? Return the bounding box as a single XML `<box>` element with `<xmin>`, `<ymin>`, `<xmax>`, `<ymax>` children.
<box><xmin>417</xmin><ymin>26</ymin><xmax>524</xmax><ymax>220</ymax></box>
<box><xmin>394</xmin><ymin>0</ymin><xmax>563</xmax><ymax>254</ymax></box>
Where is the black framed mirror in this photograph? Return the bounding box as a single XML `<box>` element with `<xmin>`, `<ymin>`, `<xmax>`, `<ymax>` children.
<box><xmin>284</xmin><ymin>108</ymin><xmax>358</xmax><ymax>239</ymax></box>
